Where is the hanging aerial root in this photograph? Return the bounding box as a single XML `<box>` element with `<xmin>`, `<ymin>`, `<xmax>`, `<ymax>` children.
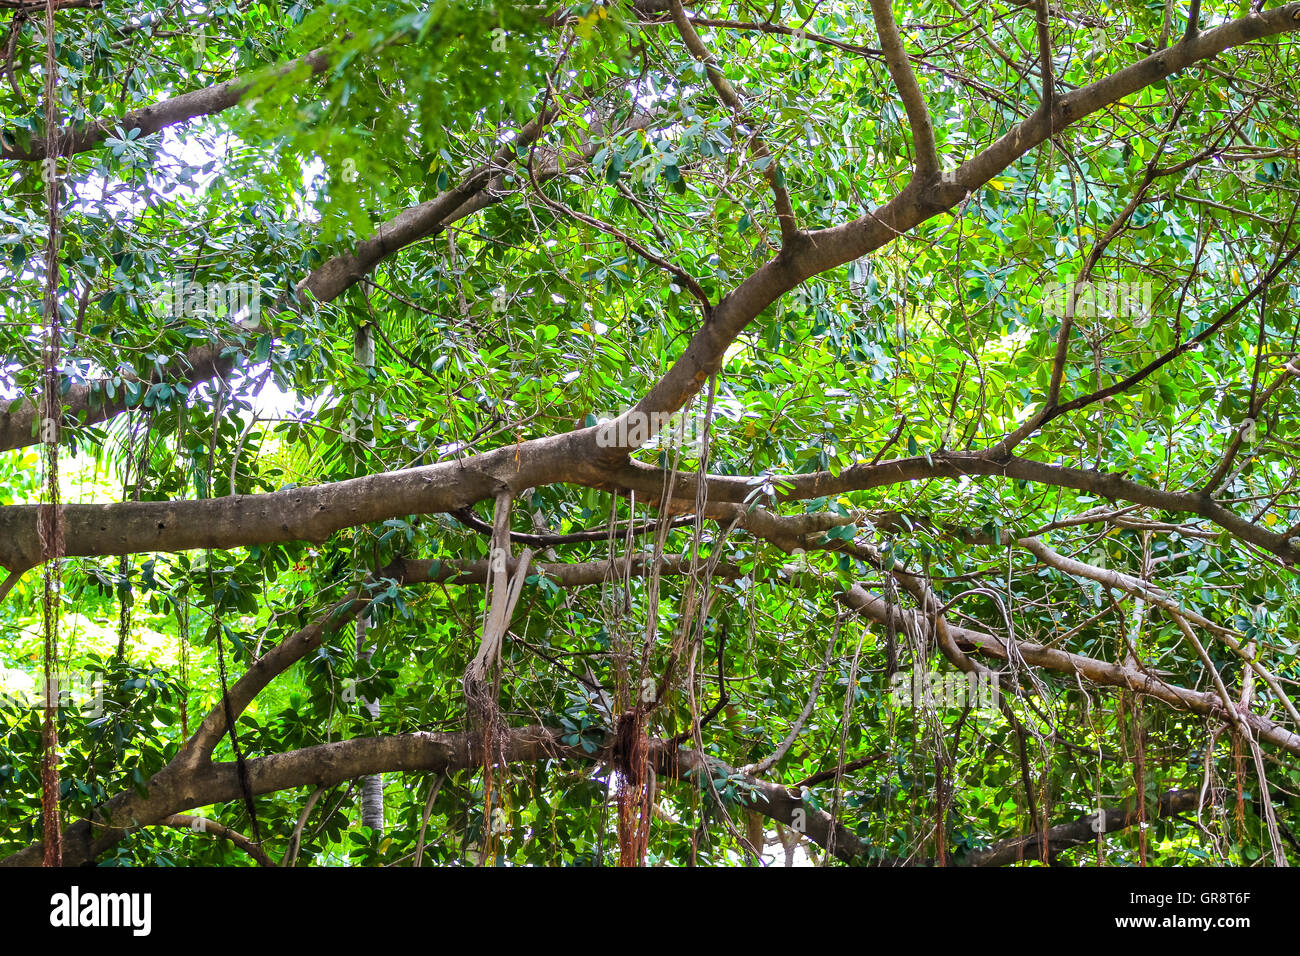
<box><xmin>460</xmin><ymin>491</ymin><xmax>533</xmax><ymax>859</ymax></box>
<box><xmin>614</xmin><ymin>709</ymin><xmax>652</xmax><ymax>866</ymax></box>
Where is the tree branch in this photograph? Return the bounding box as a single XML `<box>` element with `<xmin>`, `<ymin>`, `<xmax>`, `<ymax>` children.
<box><xmin>956</xmin><ymin>789</ymin><xmax>1210</xmax><ymax>866</ymax></box>
<box><xmin>0</xmin><ymin>48</ymin><xmax>330</xmax><ymax>161</ymax></box>
<box><xmin>867</xmin><ymin>0</ymin><xmax>939</xmax><ymax>179</ymax></box>
<box><xmin>838</xmin><ymin>585</ymin><xmax>1300</xmax><ymax>757</ymax></box>
<box><xmin>668</xmin><ymin>0</ymin><xmax>799</xmax><ymax>243</ymax></box>
<box><xmin>159</xmin><ymin>813</ymin><xmax>275</xmax><ymax>867</ymax></box>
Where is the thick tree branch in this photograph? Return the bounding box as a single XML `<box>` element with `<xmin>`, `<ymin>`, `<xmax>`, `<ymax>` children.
<box><xmin>1018</xmin><ymin>536</ymin><xmax>1300</xmax><ymax>727</ymax></box>
<box><xmin>624</xmin><ymin>3</ymin><xmax>1300</xmax><ymax>449</ymax></box>
<box><xmin>0</xmin><ymin>48</ymin><xmax>330</xmax><ymax>161</ymax></box>
<box><xmin>956</xmin><ymin>789</ymin><xmax>1208</xmax><ymax>866</ymax></box>
<box><xmin>2</xmin><ymin>724</ymin><xmax>866</xmax><ymax>866</ymax></box>
<box><xmin>7</xmin><ymin>720</ymin><xmax>1218</xmax><ymax>867</ymax></box>
<box><xmin>11</xmin><ymin>6</ymin><xmax>1299</xmax><ymax>467</ymax></box>
<box><xmin>607</xmin><ymin>451</ymin><xmax>1300</xmax><ymax>564</ymax></box>
<box><xmin>838</xmin><ymin>585</ymin><xmax>1300</xmax><ymax>757</ymax></box>
<box><xmin>5</xmin><ymin>430</ymin><xmax>1297</xmax><ymax>575</ymax></box>
<box><xmin>1</xmin><ymin>726</ymin><xmax>572</xmax><ymax>867</ymax></box>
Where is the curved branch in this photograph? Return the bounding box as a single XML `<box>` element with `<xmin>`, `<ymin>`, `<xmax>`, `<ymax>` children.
<box><xmin>0</xmin><ymin>49</ymin><xmax>331</xmax><ymax>161</ymax></box>
<box><xmin>181</xmin><ymin>550</ymin><xmax>742</xmax><ymax>764</ymax></box>
<box><xmin>838</xmin><ymin>585</ymin><xmax>1300</xmax><ymax>757</ymax></box>
<box><xmin>742</xmin><ymin>628</ymin><xmax>836</xmax><ymax>776</ymax></box>
<box><xmin>606</xmin><ymin>452</ymin><xmax>1300</xmax><ymax>565</ymax></box>
<box><xmin>0</xmin><ymin>108</ymin><xmax>661</xmax><ymax>454</ymax></box>
<box><xmin>2</xmin><ymin>725</ymin><xmax>866</xmax><ymax>867</ymax></box>
<box><xmin>159</xmin><ymin>813</ymin><xmax>275</xmax><ymax>867</ymax></box>
<box><xmin>668</xmin><ymin>0</ymin><xmax>799</xmax><ymax>242</ymax></box>
<box><xmin>957</xmin><ymin>789</ymin><xmax>1210</xmax><ymax>866</ymax></box>
<box><xmin>627</xmin><ymin>4</ymin><xmax>1300</xmax><ymax>447</ymax></box>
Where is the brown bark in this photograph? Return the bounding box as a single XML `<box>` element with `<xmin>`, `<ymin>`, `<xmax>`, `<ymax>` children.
<box><xmin>1</xmin><ymin>719</ymin><xmax>1205</xmax><ymax>867</ymax></box>
<box><xmin>607</xmin><ymin>452</ymin><xmax>1300</xmax><ymax>564</ymax></box>
<box><xmin>1</xmin><ymin>49</ymin><xmax>331</xmax><ymax>161</ymax></box>
<box><xmin>3</xmin><ymin>2</ymin><xmax>1299</xmax><ymax>871</ymax></box>
<box><xmin>839</xmin><ymin>585</ymin><xmax>1300</xmax><ymax>757</ymax></box>
<box><xmin>956</xmin><ymin>789</ymin><xmax>1206</xmax><ymax>867</ymax></box>
<box><xmin>159</xmin><ymin>814</ymin><xmax>275</xmax><ymax>867</ymax></box>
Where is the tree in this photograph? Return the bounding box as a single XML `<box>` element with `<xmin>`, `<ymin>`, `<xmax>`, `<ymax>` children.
<box><xmin>1</xmin><ymin>0</ymin><xmax>1299</xmax><ymax>867</ymax></box>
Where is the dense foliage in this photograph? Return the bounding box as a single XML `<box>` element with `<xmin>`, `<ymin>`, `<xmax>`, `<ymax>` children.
<box><xmin>1</xmin><ymin>0</ymin><xmax>1299</xmax><ymax>866</ymax></box>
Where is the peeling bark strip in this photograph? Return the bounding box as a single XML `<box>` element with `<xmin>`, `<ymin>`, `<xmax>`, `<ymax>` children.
<box><xmin>463</xmin><ymin>492</ymin><xmax>533</xmax><ymax>762</ymax></box>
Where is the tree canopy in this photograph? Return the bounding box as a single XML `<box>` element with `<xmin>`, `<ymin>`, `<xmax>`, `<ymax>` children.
<box><xmin>2</xmin><ymin>0</ymin><xmax>1300</xmax><ymax>867</ymax></box>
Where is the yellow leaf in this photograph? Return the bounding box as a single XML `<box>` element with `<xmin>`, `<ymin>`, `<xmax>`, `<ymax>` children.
<box><xmin>1266</xmin><ymin>513</ymin><xmax>1278</xmax><ymax>527</ymax></box>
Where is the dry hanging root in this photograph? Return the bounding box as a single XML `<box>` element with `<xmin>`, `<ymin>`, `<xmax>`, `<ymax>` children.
<box><xmin>38</xmin><ymin>0</ymin><xmax>64</xmax><ymax>868</ymax></box>
<box><xmin>1132</xmin><ymin>694</ymin><xmax>1148</xmax><ymax>865</ymax></box>
<box><xmin>461</xmin><ymin>491</ymin><xmax>532</xmax><ymax>859</ymax></box>
<box><xmin>214</xmin><ymin>616</ymin><xmax>261</xmax><ymax>845</ymax></box>
<box><xmin>177</xmin><ymin>595</ymin><xmax>190</xmax><ymax>738</ymax></box>
<box><xmin>614</xmin><ymin>710</ymin><xmax>652</xmax><ymax>866</ymax></box>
